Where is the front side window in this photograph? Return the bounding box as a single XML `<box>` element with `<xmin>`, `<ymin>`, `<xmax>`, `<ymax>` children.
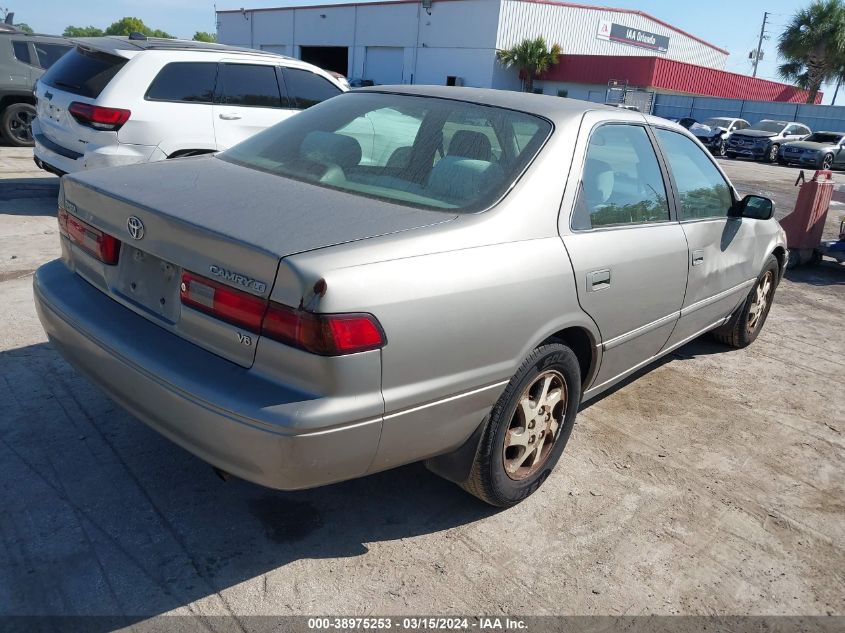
<box><xmin>146</xmin><ymin>62</ymin><xmax>217</xmax><ymax>103</ymax></box>
<box><xmin>12</xmin><ymin>41</ymin><xmax>31</xmax><ymax>65</ymax></box>
<box><xmin>34</xmin><ymin>42</ymin><xmax>71</xmax><ymax>69</ymax></box>
<box><xmin>217</xmin><ymin>64</ymin><xmax>284</xmax><ymax>108</ymax></box>
<box><xmin>221</xmin><ymin>92</ymin><xmax>550</xmax><ymax>213</ymax></box>
<box><xmin>572</xmin><ymin>124</ymin><xmax>670</xmax><ymax>230</ymax></box>
<box><xmin>282</xmin><ymin>67</ymin><xmax>342</xmax><ymax>109</ymax></box>
<box><xmin>655</xmin><ymin>128</ymin><xmax>733</xmax><ymax>220</ymax></box>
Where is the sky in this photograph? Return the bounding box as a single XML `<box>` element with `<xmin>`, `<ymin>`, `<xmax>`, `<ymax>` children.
<box><xmin>18</xmin><ymin>0</ymin><xmax>841</xmax><ymax>104</ymax></box>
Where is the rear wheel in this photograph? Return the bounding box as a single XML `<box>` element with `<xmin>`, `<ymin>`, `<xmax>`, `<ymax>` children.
<box><xmin>460</xmin><ymin>343</ymin><xmax>581</xmax><ymax>507</ymax></box>
<box><xmin>1</xmin><ymin>103</ymin><xmax>36</xmax><ymax>147</ymax></box>
<box><xmin>713</xmin><ymin>254</ymin><xmax>779</xmax><ymax>348</ymax></box>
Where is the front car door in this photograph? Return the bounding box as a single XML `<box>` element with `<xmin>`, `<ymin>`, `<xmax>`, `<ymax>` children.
<box><xmin>560</xmin><ymin>116</ymin><xmax>689</xmax><ymax>393</ymax></box>
<box><xmin>212</xmin><ymin>62</ymin><xmax>295</xmax><ymax>150</ymax></box>
<box><xmin>653</xmin><ymin>127</ymin><xmax>760</xmax><ymax>348</ymax></box>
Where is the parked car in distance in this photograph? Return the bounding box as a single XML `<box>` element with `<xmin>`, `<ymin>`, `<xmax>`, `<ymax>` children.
<box><xmin>779</xmin><ymin>131</ymin><xmax>845</xmax><ymax>170</ymax></box>
<box><xmin>690</xmin><ymin>117</ymin><xmax>750</xmax><ymax>156</ymax></box>
<box><xmin>0</xmin><ymin>27</ymin><xmax>71</xmax><ymax>145</ymax></box>
<box><xmin>34</xmin><ymin>87</ymin><xmax>787</xmax><ymax>507</ymax></box>
<box><xmin>33</xmin><ymin>36</ymin><xmax>347</xmax><ymax>175</ymax></box>
<box><xmin>607</xmin><ymin>103</ymin><xmax>640</xmax><ymax>112</ymax></box>
<box><xmin>726</xmin><ymin>119</ymin><xmax>811</xmax><ymax>163</ymax></box>
<box><xmin>348</xmin><ymin>78</ymin><xmax>376</xmax><ymax>88</ymax></box>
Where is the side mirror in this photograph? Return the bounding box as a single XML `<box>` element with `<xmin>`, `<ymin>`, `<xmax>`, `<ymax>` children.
<box><xmin>732</xmin><ymin>194</ymin><xmax>774</xmax><ymax>220</ymax></box>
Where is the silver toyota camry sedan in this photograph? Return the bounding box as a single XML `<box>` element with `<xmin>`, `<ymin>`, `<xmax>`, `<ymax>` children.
<box><xmin>34</xmin><ymin>86</ymin><xmax>787</xmax><ymax>507</ymax></box>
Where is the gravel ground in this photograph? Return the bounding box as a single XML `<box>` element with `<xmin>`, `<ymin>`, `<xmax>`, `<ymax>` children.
<box><xmin>0</xmin><ymin>147</ymin><xmax>842</xmax><ymax>624</ymax></box>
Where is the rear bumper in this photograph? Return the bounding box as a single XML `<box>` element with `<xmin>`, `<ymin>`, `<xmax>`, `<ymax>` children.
<box><xmin>32</xmin><ymin>120</ymin><xmax>157</xmax><ymax>174</ymax></box>
<box><xmin>33</xmin><ymin>259</ymin><xmax>383</xmax><ymax>490</ymax></box>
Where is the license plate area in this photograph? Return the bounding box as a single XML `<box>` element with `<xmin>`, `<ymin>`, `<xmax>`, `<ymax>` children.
<box><xmin>114</xmin><ymin>246</ymin><xmax>181</xmax><ymax>322</ymax></box>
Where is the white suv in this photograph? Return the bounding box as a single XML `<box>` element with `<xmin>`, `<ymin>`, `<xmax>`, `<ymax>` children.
<box><xmin>32</xmin><ymin>37</ymin><xmax>347</xmax><ymax>175</ymax></box>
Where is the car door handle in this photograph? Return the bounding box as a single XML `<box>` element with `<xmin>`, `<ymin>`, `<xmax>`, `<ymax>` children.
<box><xmin>218</xmin><ymin>112</ymin><xmax>242</xmax><ymax>120</ymax></box>
<box><xmin>692</xmin><ymin>250</ymin><xmax>705</xmax><ymax>266</ymax></box>
<box><xmin>588</xmin><ymin>269</ymin><xmax>611</xmax><ymax>292</ymax></box>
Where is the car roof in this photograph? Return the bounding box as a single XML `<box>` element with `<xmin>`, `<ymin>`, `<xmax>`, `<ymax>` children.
<box><xmin>72</xmin><ymin>36</ymin><xmax>295</xmax><ymax>60</ymax></box>
<box><xmin>0</xmin><ymin>30</ymin><xmax>68</xmax><ymax>42</ymax></box>
<box><xmin>360</xmin><ymin>85</ymin><xmax>618</xmax><ymax>123</ymax></box>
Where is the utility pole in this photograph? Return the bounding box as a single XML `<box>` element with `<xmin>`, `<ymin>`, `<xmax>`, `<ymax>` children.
<box><xmin>752</xmin><ymin>12</ymin><xmax>769</xmax><ymax>78</ymax></box>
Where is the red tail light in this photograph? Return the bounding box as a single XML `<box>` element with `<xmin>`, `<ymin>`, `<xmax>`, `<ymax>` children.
<box><xmin>179</xmin><ymin>271</ymin><xmax>386</xmax><ymax>356</ymax></box>
<box><xmin>262</xmin><ymin>303</ymin><xmax>385</xmax><ymax>356</ymax></box>
<box><xmin>68</xmin><ymin>101</ymin><xmax>131</xmax><ymax>131</ymax></box>
<box><xmin>58</xmin><ymin>207</ymin><xmax>121</xmax><ymax>265</ymax></box>
<box><xmin>180</xmin><ymin>271</ymin><xmax>266</xmax><ymax>332</ymax></box>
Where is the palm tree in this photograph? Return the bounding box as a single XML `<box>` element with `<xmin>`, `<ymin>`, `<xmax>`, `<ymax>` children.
<box><xmin>496</xmin><ymin>37</ymin><xmax>562</xmax><ymax>93</ymax></box>
<box><xmin>777</xmin><ymin>0</ymin><xmax>845</xmax><ymax>104</ymax></box>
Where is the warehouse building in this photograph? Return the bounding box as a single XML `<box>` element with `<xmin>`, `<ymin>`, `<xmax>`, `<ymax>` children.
<box><xmin>217</xmin><ymin>0</ymin><xmax>814</xmax><ymax>104</ymax></box>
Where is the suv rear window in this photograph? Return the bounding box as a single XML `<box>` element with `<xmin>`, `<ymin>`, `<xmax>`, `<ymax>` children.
<box><xmin>12</xmin><ymin>41</ymin><xmax>31</xmax><ymax>65</ymax></box>
<box><xmin>147</xmin><ymin>62</ymin><xmax>217</xmax><ymax>103</ymax></box>
<box><xmin>40</xmin><ymin>46</ymin><xmax>127</xmax><ymax>98</ymax></box>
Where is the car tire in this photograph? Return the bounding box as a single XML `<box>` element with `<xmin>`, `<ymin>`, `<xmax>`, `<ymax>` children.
<box><xmin>460</xmin><ymin>343</ymin><xmax>581</xmax><ymax>507</ymax></box>
<box><xmin>822</xmin><ymin>153</ymin><xmax>834</xmax><ymax>170</ymax></box>
<box><xmin>767</xmin><ymin>143</ymin><xmax>780</xmax><ymax>163</ymax></box>
<box><xmin>712</xmin><ymin>254</ymin><xmax>779</xmax><ymax>349</ymax></box>
<box><xmin>1</xmin><ymin>103</ymin><xmax>36</xmax><ymax>147</ymax></box>
<box><xmin>716</xmin><ymin>139</ymin><xmax>727</xmax><ymax>157</ymax></box>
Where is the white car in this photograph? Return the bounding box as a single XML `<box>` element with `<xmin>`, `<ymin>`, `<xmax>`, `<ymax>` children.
<box><xmin>32</xmin><ymin>36</ymin><xmax>347</xmax><ymax>175</ymax></box>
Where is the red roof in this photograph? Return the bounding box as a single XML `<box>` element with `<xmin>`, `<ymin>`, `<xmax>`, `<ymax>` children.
<box><xmin>540</xmin><ymin>55</ymin><xmax>820</xmax><ymax>103</ymax></box>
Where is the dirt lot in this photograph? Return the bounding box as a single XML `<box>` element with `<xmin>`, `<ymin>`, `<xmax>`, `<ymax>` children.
<box><xmin>0</xmin><ymin>147</ymin><xmax>842</xmax><ymax>623</ymax></box>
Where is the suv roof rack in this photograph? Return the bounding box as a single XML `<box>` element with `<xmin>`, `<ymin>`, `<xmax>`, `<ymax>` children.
<box><xmin>72</xmin><ymin>36</ymin><xmax>294</xmax><ymax>60</ymax></box>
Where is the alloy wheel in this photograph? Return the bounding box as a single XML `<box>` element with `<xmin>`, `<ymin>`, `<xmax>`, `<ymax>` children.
<box><xmin>8</xmin><ymin>108</ymin><xmax>34</xmax><ymax>144</ymax></box>
<box><xmin>823</xmin><ymin>154</ymin><xmax>834</xmax><ymax>170</ymax></box>
<box><xmin>502</xmin><ymin>370</ymin><xmax>567</xmax><ymax>480</ymax></box>
<box><xmin>747</xmin><ymin>271</ymin><xmax>774</xmax><ymax>334</ymax></box>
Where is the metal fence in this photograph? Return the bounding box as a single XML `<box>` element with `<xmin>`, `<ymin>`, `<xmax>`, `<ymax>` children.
<box><xmin>651</xmin><ymin>94</ymin><xmax>845</xmax><ymax>132</ymax></box>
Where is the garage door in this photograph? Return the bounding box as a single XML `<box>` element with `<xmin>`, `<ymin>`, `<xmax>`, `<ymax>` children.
<box><xmin>364</xmin><ymin>47</ymin><xmax>404</xmax><ymax>85</ymax></box>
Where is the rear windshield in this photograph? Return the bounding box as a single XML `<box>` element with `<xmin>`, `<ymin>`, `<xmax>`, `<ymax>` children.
<box><xmin>40</xmin><ymin>46</ymin><xmax>127</xmax><ymax>98</ymax></box>
<box><xmin>220</xmin><ymin>92</ymin><xmax>551</xmax><ymax>213</ymax></box>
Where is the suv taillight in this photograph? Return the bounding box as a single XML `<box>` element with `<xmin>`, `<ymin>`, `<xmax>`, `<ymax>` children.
<box><xmin>180</xmin><ymin>271</ymin><xmax>386</xmax><ymax>356</ymax></box>
<box><xmin>58</xmin><ymin>207</ymin><xmax>121</xmax><ymax>264</ymax></box>
<box><xmin>68</xmin><ymin>102</ymin><xmax>131</xmax><ymax>131</ymax></box>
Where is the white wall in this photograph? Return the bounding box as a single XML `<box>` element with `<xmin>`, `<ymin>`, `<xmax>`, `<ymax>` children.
<box><xmin>218</xmin><ymin>0</ymin><xmax>502</xmax><ymax>86</ymax></box>
<box><xmin>496</xmin><ymin>0</ymin><xmax>728</xmax><ymax>70</ymax></box>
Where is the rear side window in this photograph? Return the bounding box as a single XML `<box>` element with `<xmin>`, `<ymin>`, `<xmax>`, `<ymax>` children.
<box><xmin>12</xmin><ymin>41</ymin><xmax>31</xmax><ymax>65</ymax></box>
<box><xmin>573</xmin><ymin>124</ymin><xmax>670</xmax><ymax>230</ymax></box>
<box><xmin>34</xmin><ymin>43</ymin><xmax>71</xmax><ymax>69</ymax></box>
<box><xmin>216</xmin><ymin>64</ymin><xmax>284</xmax><ymax>108</ymax></box>
<box><xmin>147</xmin><ymin>62</ymin><xmax>217</xmax><ymax>103</ymax></box>
<box><xmin>655</xmin><ymin>128</ymin><xmax>733</xmax><ymax>220</ymax></box>
<box><xmin>282</xmin><ymin>67</ymin><xmax>342</xmax><ymax>109</ymax></box>
<box><xmin>40</xmin><ymin>47</ymin><xmax>127</xmax><ymax>98</ymax></box>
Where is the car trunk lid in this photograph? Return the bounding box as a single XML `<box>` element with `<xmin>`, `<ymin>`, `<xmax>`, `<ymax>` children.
<box><xmin>61</xmin><ymin>155</ymin><xmax>455</xmax><ymax>367</ymax></box>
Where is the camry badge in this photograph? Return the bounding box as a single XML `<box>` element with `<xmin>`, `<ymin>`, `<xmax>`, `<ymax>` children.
<box><xmin>209</xmin><ymin>265</ymin><xmax>267</xmax><ymax>293</ymax></box>
<box><xmin>127</xmin><ymin>216</ymin><xmax>145</xmax><ymax>240</ymax></box>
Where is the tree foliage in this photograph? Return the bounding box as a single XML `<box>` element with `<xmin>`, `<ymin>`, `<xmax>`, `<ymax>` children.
<box><xmin>63</xmin><ymin>17</ymin><xmax>174</xmax><ymax>40</ymax></box>
<box><xmin>192</xmin><ymin>31</ymin><xmax>217</xmax><ymax>43</ymax></box>
<box><xmin>63</xmin><ymin>25</ymin><xmax>104</xmax><ymax>37</ymax></box>
<box><xmin>496</xmin><ymin>37</ymin><xmax>562</xmax><ymax>93</ymax></box>
<box><xmin>777</xmin><ymin>0</ymin><xmax>845</xmax><ymax>103</ymax></box>
<box><xmin>14</xmin><ymin>22</ymin><xmax>32</xmax><ymax>33</ymax></box>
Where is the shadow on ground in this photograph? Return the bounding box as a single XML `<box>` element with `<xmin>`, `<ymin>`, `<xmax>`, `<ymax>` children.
<box><xmin>784</xmin><ymin>261</ymin><xmax>845</xmax><ymax>286</ymax></box>
<box><xmin>0</xmin><ymin>342</ymin><xmax>495</xmax><ymax>624</ymax></box>
<box><xmin>0</xmin><ymin>177</ymin><xmax>59</xmax><ymax>207</ymax></box>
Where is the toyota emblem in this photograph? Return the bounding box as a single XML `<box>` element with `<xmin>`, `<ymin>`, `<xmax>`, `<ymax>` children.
<box><xmin>127</xmin><ymin>216</ymin><xmax>145</xmax><ymax>240</ymax></box>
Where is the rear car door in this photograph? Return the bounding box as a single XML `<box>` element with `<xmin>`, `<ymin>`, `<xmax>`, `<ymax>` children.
<box><xmin>212</xmin><ymin>62</ymin><xmax>294</xmax><ymax>150</ymax></box>
<box><xmin>561</xmin><ymin>118</ymin><xmax>689</xmax><ymax>390</ymax></box>
<box><xmin>654</xmin><ymin>127</ymin><xmax>760</xmax><ymax>348</ymax></box>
